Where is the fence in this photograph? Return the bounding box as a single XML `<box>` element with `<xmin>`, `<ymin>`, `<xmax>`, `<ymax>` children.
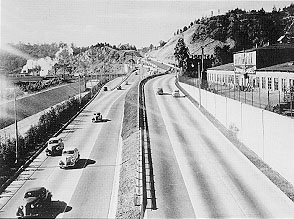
<box><xmin>179</xmin><ymin>76</ymin><xmax>294</xmax><ymax>117</ymax></box>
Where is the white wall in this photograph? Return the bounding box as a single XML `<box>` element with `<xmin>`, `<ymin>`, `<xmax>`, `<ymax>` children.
<box><xmin>179</xmin><ymin>82</ymin><xmax>294</xmax><ymax>186</ymax></box>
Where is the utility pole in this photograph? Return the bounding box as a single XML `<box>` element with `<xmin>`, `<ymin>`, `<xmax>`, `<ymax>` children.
<box><xmin>78</xmin><ymin>75</ymin><xmax>81</xmax><ymax>105</ymax></box>
<box><xmin>14</xmin><ymin>87</ymin><xmax>19</xmax><ymax>164</ymax></box>
<box><xmin>198</xmin><ymin>62</ymin><xmax>201</xmax><ymax>108</ymax></box>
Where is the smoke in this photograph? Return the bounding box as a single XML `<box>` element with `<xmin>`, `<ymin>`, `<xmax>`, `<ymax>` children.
<box><xmin>21</xmin><ymin>57</ymin><xmax>57</xmax><ymax>76</ymax></box>
<box><xmin>55</xmin><ymin>43</ymin><xmax>73</xmax><ymax>59</ymax></box>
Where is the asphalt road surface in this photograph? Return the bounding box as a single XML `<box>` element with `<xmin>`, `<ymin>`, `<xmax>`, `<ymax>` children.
<box><xmin>0</xmin><ymin>74</ymin><xmax>138</xmax><ymax>218</ymax></box>
<box><xmin>144</xmin><ymin>74</ymin><xmax>294</xmax><ymax>218</ymax></box>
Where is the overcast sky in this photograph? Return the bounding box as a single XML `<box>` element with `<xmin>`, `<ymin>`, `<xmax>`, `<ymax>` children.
<box><xmin>1</xmin><ymin>0</ymin><xmax>293</xmax><ymax>48</ymax></box>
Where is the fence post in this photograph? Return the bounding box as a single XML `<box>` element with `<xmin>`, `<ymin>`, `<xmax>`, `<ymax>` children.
<box><xmin>262</xmin><ymin>109</ymin><xmax>265</xmax><ymax>161</ymax></box>
<box><xmin>251</xmin><ymin>88</ymin><xmax>254</xmax><ymax>106</ymax></box>
<box><xmin>245</xmin><ymin>90</ymin><xmax>246</xmax><ymax>104</ymax></box>
<box><xmin>268</xmin><ymin>90</ymin><xmax>270</xmax><ymax>110</ymax></box>
<box><xmin>259</xmin><ymin>87</ymin><xmax>261</xmax><ymax>108</ymax></box>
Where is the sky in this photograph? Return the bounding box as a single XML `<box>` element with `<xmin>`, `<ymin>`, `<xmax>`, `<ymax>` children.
<box><xmin>1</xmin><ymin>0</ymin><xmax>294</xmax><ymax>49</ymax></box>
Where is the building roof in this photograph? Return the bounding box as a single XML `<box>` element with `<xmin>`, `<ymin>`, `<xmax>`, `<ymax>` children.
<box><xmin>207</xmin><ymin>63</ymin><xmax>234</xmax><ymax>71</ymax></box>
<box><xmin>257</xmin><ymin>61</ymin><xmax>294</xmax><ymax>72</ymax></box>
<box><xmin>234</xmin><ymin>43</ymin><xmax>294</xmax><ymax>54</ymax></box>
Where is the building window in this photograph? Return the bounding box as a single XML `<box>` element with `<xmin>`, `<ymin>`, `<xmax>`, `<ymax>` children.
<box><xmin>282</xmin><ymin>78</ymin><xmax>286</xmax><ymax>92</ymax></box>
<box><xmin>268</xmin><ymin>77</ymin><xmax>272</xmax><ymax>90</ymax></box>
<box><xmin>274</xmin><ymin>78</ymin><xmax>279</xmax><ymax>91</ymax></box>
<box><xmin>262</xmin><ymin>77</ymin><xmax>266</xmax><ymax>88</ymax></box>
<box><xmin>289</xmin><ymin>79</ymin><xmax>294</xmax><ymax>88</ymax></box>
<box><xmin>235</xmin><ymin>75</ymin><xmax>239</xmax><ymax>85</ymax></box>
<box><xmin>256</xmin><ymin>77</ymin><xmax>260</xmax><ymax>88</ymax></box>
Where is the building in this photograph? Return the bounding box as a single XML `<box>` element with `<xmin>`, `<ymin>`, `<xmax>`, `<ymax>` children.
<box><xmin>256</xmin><ymin>62</ymin><xmax>294</xmax><ymax>92</ymax></box>
<box><xmin>207</xmin><ymin>44</ymin><xmax>294</xmax><ymax>92</ymax></box>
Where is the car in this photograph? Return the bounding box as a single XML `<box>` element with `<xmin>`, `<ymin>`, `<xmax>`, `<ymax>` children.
<box><xmin>16</xmin><ymin>187</ymin><xmax>52</xmax><ymax>218</ymax></box>
<box><xmin>157</xmin><ymin>88</ymin><xmax>163</xmax><ymax>95</ymax></box>
<box><xmin>117</xmin><ymin>85</ymin><xmax>122</xmax><ymax>90</ymax></box>
<box><xmin>172</xmin><ymin>90</ymin><xmax>180</xmax><ymax>97</ymax></box>
<box><xmin>92</xmin><ymin>112</ymin><xmax>102</xmax><ymax>122</ymax></box>
<box><xmin>103</xmin><ymin>87</ymin><xmax>108</xmax><ymax>91</ymax></box>
<box><xmin>125</xmin><ymin>81</ymin><xmax>128</xmax><ymax>85</ymax></box>
<box><xmin>59</xmin><ymin>148</ymin><xmax>80</xmax><ymax>169</ymax></box>
<box><xmin>45</xmin><ymin>137</ymin><xmax>64</xmax><ymax>156</ymax></box>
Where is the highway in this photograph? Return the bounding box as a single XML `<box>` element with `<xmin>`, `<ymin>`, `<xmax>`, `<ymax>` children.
<box><xmin>0</xmin><ymin>74</ymin><xmax>138</xmax><ymax>218</ymax></box>
<box><xmin>144</xmin><ymin>74</ymin><xmax>294</xmax><ymax>218</ymax></box>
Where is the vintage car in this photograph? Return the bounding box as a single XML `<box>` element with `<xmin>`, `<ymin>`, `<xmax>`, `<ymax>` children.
<box><xmin>92</xmin><ymin>112</ymin><xmax>102</xmax><ymax>122</ymax></box>
<box><xmin>16</xmin><ymin>187</ymin><xmax>52</xmax><ymax>218</ymax></box>
<box><xmin>45</xmin><ymin>137</ymin><xmax>64</xmax><ymax>156</ymax></box>
<box><xmin>172</xmin><ymin>90</ymin><xmax>180</xmax><ymax>97</ymax></box>
<box><xmin>59</xmin><ymin>148</ymin><xmax>80</xmax><ymax>169</ymax></box>
<box><xmin>103</xmin><ymin>86</ymin><xmax>108</xmax><ymax>91</ymax></box>
<box><xmin>157</xmin><ymin>88</ymin><xmax>163</xmax><ymax>95</ymax></box>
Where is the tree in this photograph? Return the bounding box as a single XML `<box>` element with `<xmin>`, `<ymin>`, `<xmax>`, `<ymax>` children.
<box><xmin>159</xmin><ymin>40</ymin><xmax>167</xmax><ymax>47</ymax></box>
<box><xmin>174</xmin><ymin>38</ymin><xmax>190</xmax><ymax>72</ymax></box>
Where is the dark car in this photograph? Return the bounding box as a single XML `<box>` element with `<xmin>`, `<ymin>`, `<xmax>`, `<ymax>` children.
<box><xmin>103</xmin><ymin>87</ymin><xmax>108</xmax><ymax>91</ymax></box>
<box><xmin>156</xmin><ymin>88</ymin><xmax>163</xmax><ymax>95</ymax></box>
<box><xmin>16</xmin><ymin>187</ymin><xmax>52</xmax><ymax>218</ymax></box>
<box><xmin>92</xmin><ymin>112</ymin><xmax>102</xmax><ymax>122</ymax></box>
<box><xmin>45</xmin><ymin>137</ymin><xmax>64</xmax><ymax>156</ymax></box>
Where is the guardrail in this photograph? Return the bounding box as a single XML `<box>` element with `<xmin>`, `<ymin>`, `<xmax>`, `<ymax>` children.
<box><xmin>136</xmin><ymin>70</ymin><xmax>167</xmax><ymax>218</ymax></box>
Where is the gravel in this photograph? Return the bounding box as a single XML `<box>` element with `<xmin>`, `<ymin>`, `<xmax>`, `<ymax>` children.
<box><xmin>116</xmin><ymin>82</ymin><xmax>141</xmax><ymax>219</ymax></box>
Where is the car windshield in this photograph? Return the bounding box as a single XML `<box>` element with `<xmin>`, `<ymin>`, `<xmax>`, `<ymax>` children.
<box><xmin>49</xmin><ymin>140</ymin><xmax>59</xmax><ymax>144</ymax></box>
<box><xmin>24</xmin><ymin>191</ymin><xmax>39</xmax><ymax>198</ymax></box>
<box><xmin>63</xmin><ymin>150</ymin><xmax>74</xmax><ymax>154</ymax></box>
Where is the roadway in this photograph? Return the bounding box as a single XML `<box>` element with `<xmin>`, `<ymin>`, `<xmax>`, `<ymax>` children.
<box><xmin>144</xmin><ymin>73</ymin><xmax>294</xmax><ymax>218</ymax></box>
<box><xmin>0</xmin><ymin>73</ymin><xmax>138</xmax><ymax>218</ymax></box>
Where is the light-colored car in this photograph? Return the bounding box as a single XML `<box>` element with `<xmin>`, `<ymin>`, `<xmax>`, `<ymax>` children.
<box><xmin>92</xmin><ymin>112</ymin><xmax>102</xmax><ymax>122</ymax></box>
<box><xmin>125</xmin><ymin>81</ymin><xmax>129</xmax><ymax>85</ymax></box>
<box><xmin>157</xmin><ymin>88</ymin><xmax>163</xmax><ymax>95</ymax></box>
<box><xmin>59</xmin><ymin>148</ymin><xmax>80</xmax><ymax>169</ymax></box>
<box><xmin>16</xmin><ymin>187</ymin><xmax>52</xmax><ymax>218</ymax></box>
<box><xmin>172</xmin><ymin>90</ymin><xmax>180</xmax><ymax>97</ymax></box>
<box><xmin>46</xmin><ymin>137</ymin><xmax>64</xmax><ymax>156</ymax></box>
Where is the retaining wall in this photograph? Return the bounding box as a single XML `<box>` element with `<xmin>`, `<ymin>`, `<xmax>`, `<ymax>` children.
<box><xmin>180</xmin><ymin>82</ymin><xmax>294</xmax><ymax>186</ymax></box>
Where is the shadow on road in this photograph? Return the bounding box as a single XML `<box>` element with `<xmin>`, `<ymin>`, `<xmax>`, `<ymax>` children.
<box><xmin>92</xmin><ymin>118</ymin><xmax>111</xmax><ymax>123</ymax></box>
<box><xmin>65</xmin><ymin>159</ymin><xmax>96</xmax><ymax>169</ymax></box>
<box><xmin>38</xmin><ymin>200</ymin><xmax>72</xmax><ymax>218</ymax></box>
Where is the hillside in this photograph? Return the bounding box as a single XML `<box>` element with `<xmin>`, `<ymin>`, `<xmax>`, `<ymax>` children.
<box><xmin>148</xmin><ymin>24</ymin><xmax>230</xmax><ymax>64</ymax></box>
<box><xmin>149</xmin><ymin>4</ymin><xmax>294</xmax><ymax>66</ymax></box>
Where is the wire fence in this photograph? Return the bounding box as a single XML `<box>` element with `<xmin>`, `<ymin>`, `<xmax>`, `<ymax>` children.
<box><xmin>179</xmin><ymin>75</ymin><xmax>294</xmax><ymax>117</ymax></box>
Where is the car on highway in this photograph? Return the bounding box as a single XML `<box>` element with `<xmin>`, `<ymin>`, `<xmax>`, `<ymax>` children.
<box><xmin>117</xmin><ymin>85</ymin><xmax>122</xmax><ymax>90</ymax></box>
<box><xmin>16</xmin><ymin>187</ymin><xmax>52</xmax><ymax>218</ymax></box>
<box><xmin>59</xmin><ymin>147</ymin><xmax>80</xmax><ymax>169</ymax></box>
<box><xmin>172</xmin><ymin>90</ymin><xmax>180</xmax><ymax>97</ymax></box>
<box><xmin>125</xmin><ymin>81</ymin><xmax>128</xmax><ymax>85</ymax></box>
<box><xmin>45</xmin><ymin>137</ymin><xmax>64</xmax><ymax>156</ymax></box>
<box><xmin>103</xmin><ymin>87</ymin><xmax>108</xmax><ymax>91</ymax></box>
<box><xmin>92</xmin><ymin>112</ymin><xmax>102</xmax><ymax>122</ymax></box>
<box><xmin>157</xmin><ymin>88</ymin><xmax>163</xmax><ymax>95</ymax></box>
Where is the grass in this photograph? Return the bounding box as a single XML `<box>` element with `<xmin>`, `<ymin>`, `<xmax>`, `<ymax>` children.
<box><xmin>0</xmin><ymin>82</ymin><xmax>86</xmax><ymax>129</ymax></box>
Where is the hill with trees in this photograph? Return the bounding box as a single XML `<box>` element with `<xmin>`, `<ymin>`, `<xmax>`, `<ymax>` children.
<box><xmin>149</xmin><ymin>3</ymin><xmax>294</xmax><ymax>67</ymax></box>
